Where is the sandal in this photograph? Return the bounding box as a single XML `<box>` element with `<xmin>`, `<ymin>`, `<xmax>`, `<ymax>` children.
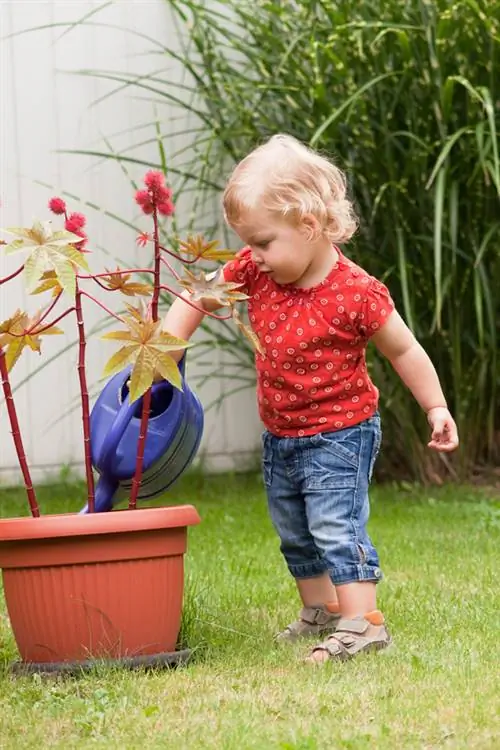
<box><xmin>306</xmin><ymin>610</ymin><xmax>391</xmax><ymax>662</ymax></box>
<box><xmin>276</xmin><ymin>603</ymin><xmax>340</xmax><ymax>642</ymax></box>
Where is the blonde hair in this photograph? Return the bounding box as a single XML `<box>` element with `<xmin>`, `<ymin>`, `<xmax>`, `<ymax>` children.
<box><xmin>223</xmin><ymin>134</ymin><xmax>357</xmax><ymax>243</ymax></box>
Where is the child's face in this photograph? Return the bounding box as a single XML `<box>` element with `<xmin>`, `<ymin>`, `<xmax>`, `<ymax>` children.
<box><xmin>233</xmin><ymin>211</ymin><xmax>318</xmax><ymax>286</ymax></box>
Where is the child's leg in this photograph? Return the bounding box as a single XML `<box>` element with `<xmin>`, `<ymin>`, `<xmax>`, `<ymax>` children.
<box><xmin>335</xmin><ymin>581</ymin><xmax>376</xmax><ymax>617</ymax></box>
<box><xmin>298</xmin><ymin>415</ymin><xmax>391</xmax><ymax>660</ymax></box>
<box><xmin>295</xmin><ymin>573</ymin><xmax>338</xmax><ymax>607</ymax></box>
<box><xmin>262</xmin><ymin>433</ymin><xmax>340</xmax><ymax>640</ymax></box>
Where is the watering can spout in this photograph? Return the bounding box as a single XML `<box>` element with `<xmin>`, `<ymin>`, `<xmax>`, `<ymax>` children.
<box><xmin>84</xmin><ymin>355</ymin><xmax>204</xmax><ymax>513</ymax></box>
<box><xmin>80</xmin><ymin>475</ymin><xmax>119</xmax><ymax>515</ymax></box>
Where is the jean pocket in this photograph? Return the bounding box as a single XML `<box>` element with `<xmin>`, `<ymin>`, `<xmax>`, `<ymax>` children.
<box><xmin>311</xmin><ymin>426</ymin><xmax>361</xmax><ymax>469</ymax></box>
<box><xmin>306</xmin><ymin>430</ymin><xmax>360</xmax><ymax>491</ymax></box>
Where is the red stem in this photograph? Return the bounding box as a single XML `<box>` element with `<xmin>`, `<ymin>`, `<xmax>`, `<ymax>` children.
<box><xmin>80</xmin><ymin>291</ymin><xmax>125</xmax><ymax>323</ymax></box>
<box><xmin>151</xmin><ymin>209</ymin><xmax>161</xmax><ymax>322</ymax></box>
<box><xmin>7</xmin><ymin>306</ymin><xmax>76</xmax><ymax>338</ymax></box>
<box><xmin>159</xmin><ymin>245</ymin><xmax>200</xmax><ymax>266</ymax></box>
<box><xmin>77</xmin><ymin>269</ymin><xmax>155</xmax><ymax>280</ymax></box>
<box><xmin>0</xmin><ymin>265</ymin><xmax>24</xmax><ymax>285</ymax></box>
<box><xmin>0</xmin><ymin>348</ymin><xmax>40</xmax><ymax>517</ymax></box>
<box><xmin>160</xmin><ymin>255</ymin><xmax>180</xmax><ymax>280</ymax></box>
<box><xmin>128</xmin><ymin>387</ymin><xmax>152</xmax><ymax>510</ymax></box>
<box><xmin>75</xmin><ymin>281</ymin><xmax>95</xmax><ymax>512</ymax></box>
<box><xmin>159</xmin><ymin>284</ymin><xmax>233</xmax><ymax>321</ymax></box>
<box><xmin>21</xmin><ymin>292</ymin><xmax>63</xmax><ymax>336</ymax></box>
<box><xmin>129</xmin><ymin>208</ymin><xmax>160</xmax><ymax>509</ymax></box>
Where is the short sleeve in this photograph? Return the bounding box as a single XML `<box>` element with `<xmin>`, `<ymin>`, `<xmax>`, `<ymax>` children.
<box><xmin>358</xmin><ymin>277</ymin><xmax>395</xmax><ymax>338</ymax></box>
<box><xmin>222</xmin><ymin>247</ymin><xmax>258</xmax><ymax>297</ymax></box>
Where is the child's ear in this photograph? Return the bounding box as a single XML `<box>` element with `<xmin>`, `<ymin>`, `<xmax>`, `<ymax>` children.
<box><xmin>300</xmin><ymin>213</ymin><xmax>322</xmax><ymax>241</ymax></box>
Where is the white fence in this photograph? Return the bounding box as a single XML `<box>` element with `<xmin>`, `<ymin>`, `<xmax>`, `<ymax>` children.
<box><xmin>0</xmin><ymin>0</ymin><xmax>261</xmax><ymax>485</ymax></box>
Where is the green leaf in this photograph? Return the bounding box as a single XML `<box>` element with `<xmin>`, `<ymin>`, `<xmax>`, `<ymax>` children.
<box><xmin>102</xmin><ymin>344</ymin><xmax>137</xmax><ymax>378</ymax></box>
<box><xmin>24</xmin><ymin>249</ymin><xmax>48</xmax><ymax>290</ymax></box>
<box><xmin>51</xmin><ymin>256</ymin><xmax>77</xmax><ymax>297</ymax></box>
<box><xmin>129</xmin><ymin>347</ymin><xmax>156</xmax><ymax>402</ymax></box>
<box><xmin>153</xmin><ymin>351</ymin><xmax>183</xmax><ymax>390</ymax></box>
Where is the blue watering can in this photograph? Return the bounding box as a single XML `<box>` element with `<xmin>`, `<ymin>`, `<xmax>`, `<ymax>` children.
<box><xmin>81</xmin><ymin>356</ymin><xmax>204</xmax><ymax>513</ymax></box>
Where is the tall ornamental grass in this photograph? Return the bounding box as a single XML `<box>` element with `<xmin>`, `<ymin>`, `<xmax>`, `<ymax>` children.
<box><xmin>60</xmin><ymin>0</ymin><xmax>500</xmax><ymax>481</ymax></box>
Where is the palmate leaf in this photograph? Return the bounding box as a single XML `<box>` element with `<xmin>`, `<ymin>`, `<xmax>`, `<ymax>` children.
<box><xmin>102</xmin><ymin>267</ymin><xmax>153</xmax><ymax>297</ymax></box>
<box><xmin>101</xmin><ymin>344</ymin><xmax>138</xmax><ymax>378</ymax></box>
<box><xmin>31</xmin><ymin>270</ymin><xmax>64</xmax><ymax>297</ymax></box>
<box><xmin>176</xmin><ymin>271</ymin><xmax>263</xmax><ymax>354</ymax></box>
<box><xmin>232</xmin><ymin>307</ymin><xmax>264</xmax><ymax>356</ymax></box>
<box><xmin>179</xmin><ymin>234</ymin><xmax>237</xmax><ymax>262</ymax></box>
<box><xmin>101</xmin><ymin>303</ymin><xmax>191</xmax><ymax>402</ymax></box>
<box><xmin>177</xmin><ymin>268</ymin><xmax>248</xmax><ymax>305</ymax></box>
<box><xmin>1</xmin><ymin>220</ymin><xmax>89</xmax><ymax>296</ymax></box>
<box><xmin>0</xmin><ymin>308</ymin><xmax>63</xmax><ymax>371</ymax></box>
<box><xmin>129</xmin><ymin>348</ymin><xmax>157</xmax><ymax>403</ymax></box>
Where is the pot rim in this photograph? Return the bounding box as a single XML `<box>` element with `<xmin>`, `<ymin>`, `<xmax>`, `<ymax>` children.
<box><xmin>0</xmin><ymin>505</ymin><xmax>201</xmax><ymax>542</ymax></box>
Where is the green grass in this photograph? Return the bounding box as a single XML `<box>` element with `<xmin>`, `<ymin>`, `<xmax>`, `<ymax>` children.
<box><xmin>0</xmin><ymin>473</ymin><xmax>499</xmax><ymax>749</ymax></box>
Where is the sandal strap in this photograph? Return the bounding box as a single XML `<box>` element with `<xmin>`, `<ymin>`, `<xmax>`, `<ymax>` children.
<box><xmin>299</xmin><ymin>606</ymin><xmax>337</xmax><ymax>627</ymax></box>
<box><xmin>308</xmin><ymin>616</ymin><xmax>390</xmax><ymax>661</ymax></box>
<box><xmin>335</xmin><ymin>617</ymin><xmax>371</xmax><ymax>634</ymax></box>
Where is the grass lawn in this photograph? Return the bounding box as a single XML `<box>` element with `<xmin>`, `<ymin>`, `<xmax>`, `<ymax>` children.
<box><xmin>0</xmin><ymin>473</ymin><xmax>499</xmax><ymax>749</ymax></box>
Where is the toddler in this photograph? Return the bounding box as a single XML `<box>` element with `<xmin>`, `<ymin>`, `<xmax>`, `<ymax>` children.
<box><xmin>163</xmin><ymin>134</ymin><xmax>459</xmax><ymax>663</ymax></box>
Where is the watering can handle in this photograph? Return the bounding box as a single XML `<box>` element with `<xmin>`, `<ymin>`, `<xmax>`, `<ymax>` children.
<box><xmin>98</xmin><ymin>356</ymin><xmax>186</xmax><ymax>475</ymax></box>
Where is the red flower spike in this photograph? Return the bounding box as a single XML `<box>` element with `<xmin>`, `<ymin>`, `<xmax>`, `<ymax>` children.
<box><xmin>136</xmin><ymin>232</ymin><xmax>152</xmax><ymax>247</ymax></box>
<box><xmin>71</xmin><ymin>229</ymin><xmax>90</xmax><ymax>252</ymax></box>
<box><xmin>135</xmin><ymin>190</ymin><xmax>150</xmax><ymax>206</ymax></box>
<box><xmin>144</xmin><ymin>170</ymin><xmax>165</xmax><ymax>193</ymax></box>
<box><xmin>65</xmin><ymin>218</ymin><xmax>80</xmax><ymax>233</ymax></box>
<box><xmin>158</xmin><ymin>200</ymin><xmax>175</xmax><ymax>217</ymax></box>
<box><xmin>67</xmin><ymin>212</ymin><xmax>86</xmax><ymax>230</ymax></box>
<box><xmin>48</xmin><ymin>197</ymin><xmax>66</xmax><ymax>215</ymax></box>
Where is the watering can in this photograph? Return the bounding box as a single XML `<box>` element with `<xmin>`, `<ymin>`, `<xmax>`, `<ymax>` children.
<box><xmin>81</xmin><ymin>356</ymin><xmax>204</xmax><ymax>513</ymax></box>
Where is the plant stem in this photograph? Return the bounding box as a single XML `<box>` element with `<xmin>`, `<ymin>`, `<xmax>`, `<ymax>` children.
<box><xmin>80</xmin><ymin>291</ymin><xmax>125</xmax><ymax>323</ymax></box>
<box><xmin>151</xmin><ymin>208</ymin><xmax>161</xmax><ymax>320</ymax></box>
<box><xmin>159</xmin><ymin>244</ymin><xmax>200</xmax><ymax>266</ymax></box>
<box><xmin>0</xmin><ymin>348</ymin><xmax>40</xmax><ymax>517</ymax></box>
<box><xmin>160</xmin><ymin>254</ymin><xmax>181</xmax><ymax>280</ymax></box>
<box><xmin>128</xmin><ymin>386</ymin><xmax>152</xmax><ymax>510</ymax></box>
<box><xmin>0</xmin><ymin>265</ymin><xmax>24</xmax><ymax>285</ymax></box>
<box><xmin>7</xmin><ymin>306</ymin><xmax>76</xmax><ymax>338</ymax></box>
<box><xmin>25</xmin><ymin>292</ymin><xmax>62</xmax><ymax>334</ymax></box>
<box><xmin>75</xmin><ymin>281</ymin><xmax>95</xmax><ymax>512</ymax></box>
<box><xmin>130</xmin><ymin>209</ymin><xmax>161</xmax><ymax>509</ymax></box>
<box><xmin>77</xmin><ymin>269</ymin><xmax>155</xmax><ymax>279</ymax></box>
<box><xmin>159</xmin><ymin>284</ymin><xmax>233</xmax><ymax>320</ymax></box>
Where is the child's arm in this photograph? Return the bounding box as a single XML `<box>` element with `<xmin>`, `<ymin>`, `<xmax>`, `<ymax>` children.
<box><xmin>371</xmin><ymin>310</ymin><xmax>459</xmax><ymax>452</ymax></box>
<box><xmin>162</xmin><ymin>290</ymin><xmax>223</xmax><ymax>363</ymax></box>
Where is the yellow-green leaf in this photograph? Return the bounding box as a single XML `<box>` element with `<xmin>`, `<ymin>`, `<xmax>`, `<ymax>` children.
<box><xmin>5</xmin><ymin>339</ymin><xmax>24</xmax><ymax>371</ymax></box>
<box><xmin>102</xmin><ymin>344</ymin><xmax>138</xmax><ymax>378</ymax></box>
<box><xmin>153</xmin><ymin>351</ymin><xmax>183</xmax><ymax>390</ymax></box>
<box><xmin>24</xmin><ymin>249</ymin><xmax>48</xmax><ymax>290</ymax></box>
<box><xmin>35</xmin><ymin>325</ymin><xmax>63</xmax><ymax>336</ymax></box>
<box><xmin>101</xmin><ymin>330</ymin><xmax>136</xmax><ymax>343</ymax></box>
<box><xmin>51</xmin><ymin>256</ymin><xmax>76</xmax><ymax>297</ymax></box>
<box><xmin>59</xmin><ymin>244</ymin><xmax>90</xmax><ymax>271</ymax></box>
<box><xmin>232</xmin><ymin>307</ymin><xmax>264</xmax><ymax>355</ymax></box>
<box><xmin>155</xmin><ymin>332</ymin><xmax>192</xmax><ymax>352</ymax></box>
<box><xmin>3</xmin><ymin>239</ymin><xmax>25</xmax><ymax>254</ymax></box>
<box><xmin>31</xmin><ymin>271</ymin><xmax>64</xmax><ymax>297</ymax></box>
<box><xmin>179</xmin><ymin>235</ymin><xmax>237</xmax><ymax>262</ymax></box>
<box><xmin>128</xmin><ymin>347</ymin><xmax>156</xmax><ymax>403</ymax></box>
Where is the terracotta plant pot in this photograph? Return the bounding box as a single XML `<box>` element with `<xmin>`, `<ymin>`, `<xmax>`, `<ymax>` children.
<box><xmin>0</xmin><ymin>505</ymin><xmax>200</xmax><ymax>671</ymax></box>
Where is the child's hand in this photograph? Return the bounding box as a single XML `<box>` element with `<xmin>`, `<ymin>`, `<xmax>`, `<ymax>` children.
<box><xmin>427</xmin><ymin>407</ymin><xmax>459</xmax><ymax>452</ymax></box>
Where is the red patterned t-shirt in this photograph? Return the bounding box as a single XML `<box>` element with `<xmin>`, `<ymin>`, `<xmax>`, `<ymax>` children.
<box><xmin>223</xmin><ymin>247</ymin><xmax>394</xmax><ymax>437</ymax></box>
